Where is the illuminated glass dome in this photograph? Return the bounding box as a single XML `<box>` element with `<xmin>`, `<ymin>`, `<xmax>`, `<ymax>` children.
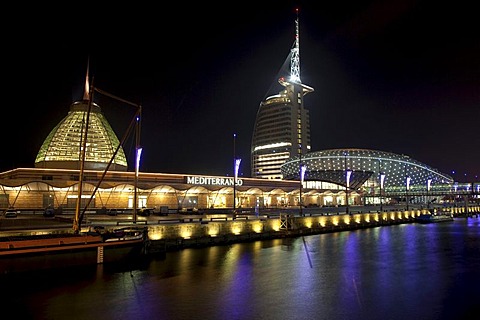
<box><xmin>35</xmin><ymin>99</ymin><xmax>128</xmax><ymax>171</ymax></box>
<box><xmin>280</xmin><ymin>148</ymin><xmax>453</xmax><ymax>191</ymax></box>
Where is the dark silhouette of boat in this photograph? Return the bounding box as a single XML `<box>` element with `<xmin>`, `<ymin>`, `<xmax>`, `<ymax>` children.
<box><xmin>415</xmin><ymin>208</ymin><xmax>454</xmax><ymax>223</ymax></box>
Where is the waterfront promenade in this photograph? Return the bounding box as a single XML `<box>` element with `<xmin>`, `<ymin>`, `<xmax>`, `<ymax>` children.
<box><xmin>2</xmin><ymin>204</ymin><xmax>479</xmax><ymax>253</ymax></box>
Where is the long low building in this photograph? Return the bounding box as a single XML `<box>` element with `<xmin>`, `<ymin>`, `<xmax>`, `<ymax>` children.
<box><xmin>0</xmin><ymin>167</ymin><xmax>296</xmax><ymax>211</ymax></box>
<box><xmin>0</xmin><ymin>167</ymin><xmax>368</xmax><ymax>212</ymax></box>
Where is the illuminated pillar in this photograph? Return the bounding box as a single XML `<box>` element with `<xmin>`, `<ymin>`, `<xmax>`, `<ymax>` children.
<box><xmin>234</xmin><ymin>158</ymin><xmax>241</xmax><ymax>212</ymax></box>
<box><xmin>300</xmin><ymin>164</ymin><xmax>306</xmax><ymax>216</ymax></box>
<box><xmin>427</xmin><ymin>178</ymin><xmax>432</xmax><ymax>208</ymax></box>
<box><xmin>134</xmin><ymin>146</ymin><xmax>142</xmax><ymax>223</ymax></box>
<box><xmin>380</xmin><ymin>172</ymin><xmax>385</xmax><ymax>211</ymax></box>
<box><xmin>406</xmin><ymin>176</ymin><xmax>411</xmax><ymax>211</ymax></box>
<box><xmin>346</xmin><ymin>169</ymin><xmax>352</xmax><ymax>215</ymax></box>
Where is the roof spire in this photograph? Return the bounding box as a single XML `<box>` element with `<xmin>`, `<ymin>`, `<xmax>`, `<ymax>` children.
<box><xmin>83</xmin><ymin>58</ymin><xmax>90</xmax><ymax>101</ymax></box>
<box><xmin>290</xmin><ymin>8</ymin><xmax>301</xmax><ymax>83</ymax></box>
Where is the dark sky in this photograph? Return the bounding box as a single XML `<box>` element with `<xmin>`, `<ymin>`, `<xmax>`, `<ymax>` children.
<box><xmin>3</xmin><ymin>1</ymin><xmax>479</xmax><ymax>182</ymax></box>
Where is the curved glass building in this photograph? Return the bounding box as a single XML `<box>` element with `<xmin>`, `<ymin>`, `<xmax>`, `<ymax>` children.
<box><xmin>280</xmin><ymin>148</ymin><xmax>454</xmax><ymax>192</ymax></box>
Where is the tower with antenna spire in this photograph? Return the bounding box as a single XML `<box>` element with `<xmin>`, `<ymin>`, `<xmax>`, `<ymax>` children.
<box><xmin>251</xmin><ymin>9</ymin><xmax>314</xmax><ymax>179</ymax></box>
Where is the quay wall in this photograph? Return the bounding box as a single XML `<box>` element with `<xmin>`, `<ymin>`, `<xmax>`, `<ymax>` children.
<box><xmin>147</xmin><ymin>206</ymin><xmax>480</xmax><ymax>253</ymax></box>
<box><xmin>145</xmin><ymin>206</ymin><xmax>480</xmax><ymax>253</ymax></box>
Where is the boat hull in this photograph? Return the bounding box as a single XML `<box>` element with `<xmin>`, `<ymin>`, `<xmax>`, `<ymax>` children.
<box><xmin>415</xmin><ymin>214</ymin><xmax>454</xmax><ymax>223</ymax></box>
<box><xmin>0</xmin><ymin>233</ymin><xmax>146</xmax><ymax>274</ymax></box>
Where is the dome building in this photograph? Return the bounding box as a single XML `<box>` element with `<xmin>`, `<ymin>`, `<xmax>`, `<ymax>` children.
<box><xmin>281</xmin><ymin>148</ymin><xmax>454</xmax><ymax>193</ymax></box>
<box><xmin>34</xmin><ymin>70</ymin><xmax>128</xmax><ymax>172</ymax></box>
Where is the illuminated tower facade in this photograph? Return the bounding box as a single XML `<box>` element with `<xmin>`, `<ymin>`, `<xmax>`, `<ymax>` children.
<box><xmin>34</xmin><ymin>65</ymin><xmax>128</xmax><ymax>171</ymax></box>
<box><xmin>251</xmin><ymin>12</ymin><xmax>314</xmax><ymax>179</ymax></box>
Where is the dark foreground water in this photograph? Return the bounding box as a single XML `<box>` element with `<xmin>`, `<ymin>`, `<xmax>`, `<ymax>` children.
<box><xmin>1</xmin><ymin>218</ymin><xmax>480</xmax><ymax>320</ymax></box>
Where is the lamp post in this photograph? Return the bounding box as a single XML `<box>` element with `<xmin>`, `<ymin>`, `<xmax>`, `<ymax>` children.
<box><xmin>380</xmin><ymin>172</ymin><xmax>385</xmax><ymax>211</ymax></box>
<box><xmin>234</xmin><ymin>158</ymin><xmax>241</xmax><ymax>212</ymax></box>
<box><xmin>233</xmin><ymin>133</ymin><xmax>241</xmax><ymax>218</ymax></box>
<box><xmin>346</xmin><ymin>169</ymin><xmax>352</xmax><ymax>215</ymax></box>
<box><xmin>406</xmin><ymin>175</ymin><xmax>411</xmax><ymax>211</ymax></box>
<box><xmin>134</xmin><ymin>145</ymin><xmax>142</xmax><ymax>223</ymax></box>
<box><xmin>344</xmin><ymin>152</ymin><xmax>351</xmax><ymax>215</ymax></box>
<box><xmin>300</xmin><ymin>164</ymin><xmax>306</xmax><ymax>216</ymax></box>
<box><xmin>427</xmin><ymin>178</ymin><xmax>432</xmax><ymax>209</ymax></box>
<box><xmin>451</xmin><ymin>170</ymin><xmax>457</xmax><ymax>204</ymax></box>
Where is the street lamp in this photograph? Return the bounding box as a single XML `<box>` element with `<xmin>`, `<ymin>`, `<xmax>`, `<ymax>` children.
<box><xmin>300</xmin><ymin>164</ymin><xmax>306</xmax><ymax>216</ymax></box>
<box><xmin>346</xmin><ymin>169</ymin><xmax>352</xmax><ymax>215</ymax></box>
<box><xmin>344</xmin><ymin>152</ymin><xmax>351</xmax><ymax>215</ymax></box>
<box><xmin>133</xmin><ymin>146</ymin><xmax>143</xmax><ymax>223</ymax></box>
<box><xmin>233</xmin><ymin>133</ymin><xmax>242</xmax><ymax>218</ymax></box>
<box><xmin>427</xmin><ymin>178</ymin><xmax>432</xmax><ymax>209</ymax></box>
<box><xmin>406</xmin><ymin>175</ymin><xmax>411</xmax><ymax>211</ymax></box>
<box><xmin>380</xmin><ymin>172</ymin><xmax>385</xmax><ymax>211</ymax></box>
<box><xmin>234</xmin><ymin>158</ymin><xmax>241</xmax><ymax>212</ymax></box>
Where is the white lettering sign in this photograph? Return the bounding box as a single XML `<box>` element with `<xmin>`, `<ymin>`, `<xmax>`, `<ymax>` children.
<box><xmin>186</xmin><ymin>176</ymin><xmax>243</xmax><ymax>186</ymax></box>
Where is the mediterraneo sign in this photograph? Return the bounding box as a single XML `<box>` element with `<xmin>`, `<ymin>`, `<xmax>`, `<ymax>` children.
<box><xmin>186</xmin><ymin>176</ymin><xmax>243</xmax><ymax>186</ymax></box>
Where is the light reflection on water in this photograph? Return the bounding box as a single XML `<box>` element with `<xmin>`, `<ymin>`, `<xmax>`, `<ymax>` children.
<box><xmin>1</xmin><ymin>219</ymin><xmax>480</xmax><ymax>320</ymax></box>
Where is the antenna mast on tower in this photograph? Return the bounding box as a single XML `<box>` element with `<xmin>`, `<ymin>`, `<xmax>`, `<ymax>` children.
<box><xmin>83</xmin><ymin>58</ymin><xmax>90</xmax><ymax>101</ymax></box>
<box><xmin>290</xmin><ymin>8</ymin><xmax>301</xmax><ymax>83</ymax></box>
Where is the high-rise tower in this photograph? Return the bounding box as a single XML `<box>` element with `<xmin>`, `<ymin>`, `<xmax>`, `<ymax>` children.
<box><xmin>251</xmin><ymin>10</ymin><xmax>314</xmax><ymax>179</ymax></box>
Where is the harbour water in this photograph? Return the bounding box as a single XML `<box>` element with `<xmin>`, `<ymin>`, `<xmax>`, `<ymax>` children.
<box><xmin>1</xmin><ymin>217</ymin><xmax>479</xmax><ymax>320</ymax></box>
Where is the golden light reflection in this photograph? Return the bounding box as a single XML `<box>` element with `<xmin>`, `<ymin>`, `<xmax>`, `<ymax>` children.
<box><xmin>343</xmin><ymin>216</ymin><xmax>351</xmax><ymax>225</ymax></box>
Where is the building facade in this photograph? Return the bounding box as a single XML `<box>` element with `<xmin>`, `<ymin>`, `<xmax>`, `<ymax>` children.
<box><xmin>0</xmin><ymin>168</ymin><xmax>306</xmax><ymax>212</ymax></box>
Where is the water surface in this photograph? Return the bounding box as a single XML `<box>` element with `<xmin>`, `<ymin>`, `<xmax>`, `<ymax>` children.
<box><xmin>1</xmin><ymin>218</ymin><xmax>479</xmax><ymax>320</ymax></box>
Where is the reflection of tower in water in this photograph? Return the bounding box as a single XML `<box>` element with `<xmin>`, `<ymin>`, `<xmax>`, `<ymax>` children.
<box><xmin>251</xmin><ymin>9</ymin><xmax>314</xmax><ymax>179</ymax></box>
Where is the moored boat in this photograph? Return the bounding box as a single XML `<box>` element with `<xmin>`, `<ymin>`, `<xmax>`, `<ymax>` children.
<box><xmin>0</xmin><ymin>227</ymin><xmax>148</xmax><ymax>274</ymax></box>
<box><xmin>415</xmin><ymin>209</ymin><xmax>454</xmax><ymax>223</ymax></box>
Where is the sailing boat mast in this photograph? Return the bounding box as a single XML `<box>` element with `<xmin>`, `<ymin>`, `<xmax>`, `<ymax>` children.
<box><xmin>73</xmin><ymin>65</ymin><xmax>93</xmax><ymax>233</ymax></box>
<box><xmin>134</xmin><ymin>108</ymin><xmax>142</xmax><ymax>223</ymax></box>
<box><xmin>72</xmin><ymin>60</ymin><xmax>142</xmax><ymax>232</ymax></box>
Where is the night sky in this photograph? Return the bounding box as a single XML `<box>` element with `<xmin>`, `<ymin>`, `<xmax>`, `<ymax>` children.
<box><xmin>3</xmin><ymin>1</ymin><xmax>479</xmax><ymax>182</ymax></box>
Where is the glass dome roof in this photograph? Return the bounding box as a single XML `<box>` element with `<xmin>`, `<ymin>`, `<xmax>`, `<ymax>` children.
<box><xmin>34</xmin><ymin>100</ymin><xmax>128</xmax><ymax>171</ymax></box>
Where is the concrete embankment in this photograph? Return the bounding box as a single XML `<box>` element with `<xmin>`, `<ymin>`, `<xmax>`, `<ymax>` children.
<box><xmin>146</xmin><ymin>208</ymin><xmax>477</xmax><ymax>254</ymax></box>
<box><xmin>145</xmin><ymin>205</ymin><xmax>480</xmax><ymax>253</ymax></box>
